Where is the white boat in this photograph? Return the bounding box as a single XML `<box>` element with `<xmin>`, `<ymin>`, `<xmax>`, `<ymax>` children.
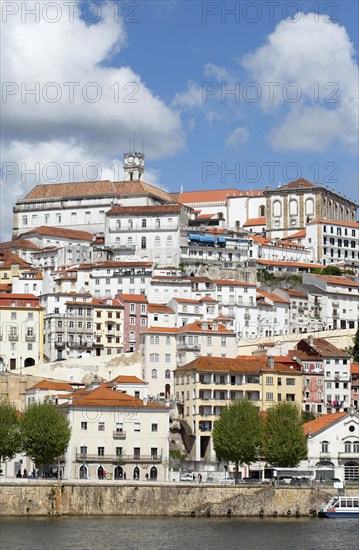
<box><xmin>318</xmin><ymin>495</ymin><xmax>359</xmax><ymax>518</ymax></box>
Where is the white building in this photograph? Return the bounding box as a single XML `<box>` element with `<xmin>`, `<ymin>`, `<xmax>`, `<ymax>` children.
<box><xmin>302</xmin><ymin>274</ymin><xmax>359</xmax><ymax>331</ymax></box>
<box><xmin>0</xmin><ymin>293</ymin><xmax>44</xmax><ymax>371</ymax></box>
<box><xmin>65</xmin><ymin>385</ymin><xmax>169</xmax><ymax>481</ymax></box>
<box><xmin>306</xmin><ymin>219</ymin><xmax>359</xmax><ymax>273</ymax></box>
<box><xmin>301</xmin><ymin>410</ymin><xmax>359</xmax><ymax>482</ymax></box>
<box><xmin>105</xmin><ymin>204</ymin><xmax>190</xmax><ymax>267</ymax></box>
<box><xmin>256</xmin><ymin>290</ymin><xmax>290</xmax><ymax>339</ymax></box>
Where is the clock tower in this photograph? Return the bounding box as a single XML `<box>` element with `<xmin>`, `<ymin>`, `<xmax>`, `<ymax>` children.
<box><xmin>123</xmin><ymin>152</ymin><xmax>145</xmax><ymax>181</ymax></box>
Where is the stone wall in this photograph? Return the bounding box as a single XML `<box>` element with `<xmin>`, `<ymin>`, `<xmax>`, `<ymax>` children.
<box><xmin>2</xmin><ymin>482</ymin><xmax>355</xmax><ymax>517</ymax></box>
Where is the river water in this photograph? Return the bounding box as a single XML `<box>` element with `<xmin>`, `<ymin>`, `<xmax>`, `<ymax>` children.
<box><xmin>1</xmin><ymin>516</ymin><xmax>358</xmax><ymax>550</ymax></box>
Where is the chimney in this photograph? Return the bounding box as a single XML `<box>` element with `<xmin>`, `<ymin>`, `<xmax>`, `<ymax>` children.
<box><xmin>267</xmin><ymin>356</ymin><xmax>274</xmax><ymax>369</ymax></box>
<box><xmin>308</xmin><ymin>335</ymin><xmax>314</xmax><ymax>347</ymax></box>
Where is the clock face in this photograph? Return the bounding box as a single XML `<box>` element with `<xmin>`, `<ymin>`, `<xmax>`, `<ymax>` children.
<box><xmin>128</xmin><ymin>156</ymin><xmax>134</xmax><ymax>164</ymax></box>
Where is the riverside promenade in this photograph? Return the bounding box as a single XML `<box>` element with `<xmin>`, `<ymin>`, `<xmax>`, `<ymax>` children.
<box><xmin>1</xmin><ymin>481</ymin><xmax>354</xmax><ymax>517</ymax></box>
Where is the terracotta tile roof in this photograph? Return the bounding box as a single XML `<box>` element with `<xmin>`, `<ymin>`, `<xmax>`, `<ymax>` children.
<box><xmin>276</xmin><ymin>178</ymin><xmax>316</xmax><ymax>190</ymax></box>
<box><xmin>310</xmin><ymin>338</ymin><xmax>350</xmax><ymax>358</ymax></box>
<box><xmin>310</xmin><ymin>275</ymin><xmax>359</xmax><ymax>287</ymax></box>
<box><xmin>175</xmin><ymin>189</ymin><xmax>242</xmax><ymax>203</ymax></box>
<box><xmin>199</xmin><ymin>296</ymin><xmax>218</xmax><ymax>302</ymax></box>
<box><xmin>351</xmin><ymin>362</ymin><xmax>359</xmax><ymax>375</ymax></box>
<box><xmin>28</xmin><ymin>379</ymin><xmax>73</xmax><ymax>391</ymax></box>
<box><xmin>146</xmin><ymin>327</ymin><xmax>179</xmax><ymax>333</ymax></box>
<box><xmin>108</xmin><ymin>375</ymin><xmax>147</xmax><ymax>385</ymax></box>
<box><xmin>257</xmin><ymin>290</ymin><xmax>290</xmax><ymax>304</ymax></box>
<box><xmin>256</xmin><ymin>259</ymin><xmax>323</xmax><ymax>269</ymax></box>
<box><xmin>147</xmin><ymin>304</ymin><xmax>174</xmax><ymax>314</ymax></box>
<box><xmin>243</xmin><ymin>217</ymin><xmax>266</xmax><ymax>227</ymax></box>
<box><xmin>307</xmin><ymin>219</ymin><xmax>359</xmax><ymax>228</ymax></box>
<box><xmin>70</xmin><ymin>386</ymin><xmax>166</xmax><ymax>408</ymax></box>
<box><xmin>106</xmin><ymin>204</ymin><xmax>184</xmax><ymax>216</ymax></box>
<box><xmin>175</xmin><ymin>355</ymin><xmax>300</xmax><ymax>374</ymax></box>
<box><xmin>196</xmin><ymin>213</ymin><xmax>216</xmax><ymax>219</ymax></box>
<box><xmin>0</xmin><ymin>251</ymin><xmax>32</xmax><ymax>269</ymax></box>
<box><xmin>0</xmin><ymin>293</ymin><xmax>41</xmax><ymax>308</ymax></box>
<box><xmin>303</xmin><ymin>412</ymin><xmax>347</xmax><ymax>436</ymax></box>
<box><xmin>172</xmin><ymin>297</ymin><xmax>200</xmax><ymax>304</ymax></box>
<box><xmin>19</xmin><ymin>225</ymin><xmax>93</xmax><ymax>241</ymax></box>
<box><xmin>0</xmin><ymin>239</ymin><xmax>40</xmax><ymax>251</ymax></box>
<box><xmin>117</xmin><ymin>293</ymin><xmax>148</xmax><ymax>303</ymax></box>
<box><xmin>92</xmin><ymin>298</ymin><xmax>122</xmax><ymax>308</ymax></box>
<box><xmin>22</xmin><ymin>180</ymin><xmax>174</xmax><ymax>203</ymax></box>
<box><xmin>180</xmin><ymin>321</ymin><xmax>233</xmax><ymax>334</ymax></box>
<box><xmin>281</xmin><ymin>230</ymin><xmax>306</xmax><ymax>240</ymax></box>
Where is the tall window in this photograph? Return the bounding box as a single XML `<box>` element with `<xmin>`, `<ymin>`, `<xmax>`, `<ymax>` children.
<box><xmin>142</xmin><ymin>219</ymin><xmax>146</xmax><ymax>228</ymax></box>
<box><xmin>165</xmin><ymin>369</ymin><xmax>171</xmax><ymax>379</ymax></box>
<box><xmin>167</xmin><ymin>236</ymin><xmax>173</xmax><ymax>246</ymax></box>
<box><xmin>155</xmin><ymin>236</ymin><xmax>161</xmax><ymax>247</ymax></box>
<box><xmin>150</xmin><ymin>353</ymin><xmax>159</xmax><ymax>362</ymax></box>
<box><xmin>151</xmin><ymin>369</ymin><xmax>157</xmax><ymax>378</ymax></box>
<box><xmin>321</xmin><ymin>441</ymin><xmax>329</xmax><ymax>453</ymax></box>
<box><xmin>141</xmin><ymin>236</ymin><xmax>147</xmax><ymax>249</ymax></box>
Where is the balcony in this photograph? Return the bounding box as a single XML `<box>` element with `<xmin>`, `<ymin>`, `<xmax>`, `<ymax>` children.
<box><xmin>75</xmin><ymin>452</ymin><xmax>162</xmax><ymax>464</ymax></box>
<box><xmin>320</xmin><ymin>452</ymin><xmax>331</xmax><ymax>459</ymax></box>
<box><xmin>9</xmin><ymin>333</ymin><xmax>19</xmax><ymax>341</ymax></box>
<box><xmin>177</xmin><ymin>343</ymin><xmax>200</xmax><ymax>351</ymax></box>
<box><xmin>25</xmin><ymin>334</ymin><xmax>36</xmax><ymax>341</ymax></box>
<box><xmin>338</xmin><ymin>451</ymin><xmax>358</xmax><ymax>459</ymax></box>
<box><xmin>113</xmin><ymin>431</ymin><xmax>126</xmax><ymax>439</ymax></box>
<box><xmin>109</xmin><ymin>225</ymin><xmax>178</xmax><ymax>232</ymax></box>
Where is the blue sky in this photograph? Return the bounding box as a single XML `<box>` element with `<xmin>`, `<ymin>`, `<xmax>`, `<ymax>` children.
<box><xmin>1</xmin><ymin>0</ymin><xmax>358</xmax><ymax>237</ymax></box>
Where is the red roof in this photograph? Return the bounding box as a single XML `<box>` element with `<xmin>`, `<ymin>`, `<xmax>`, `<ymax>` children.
<box><xmin>70</xmin><ymin>386</ymin><xmax>166</xmax><ymax>409</ymax></box>
<box><xmin>19</xmin><ymin>226</ymin><xmax>93</xmax><ymax>241</ymax></box>
<box><xmin>176</xmin><ymin>189</ymin><xmax>242</xmax><ymax>203</ymax></box>
<box><xmin>243</xmin><ymin>217</ymin><xmax>266</xmax><ymax>227</ymax></box>
<box><xmin>351</xmin><ymin>362</ymin><xmax>359</xmax><ymax>375</ymax></box>
<box><xmin>0</xmin><ymin>251</ymin><xmax>32</xmax><ymax>269</ymax></box>
<box><xmin>0</xmin><ymin>293</ymin><xmax>41</xmax><ymax>308</ymax></box>
<box><xmin>257</xmin><ymin>290</ymin><xmax>290</xmax><ymax>304</ymax></box>
<box><xmin>176</xmin><ymin>355</ymin><xmax>300</xmax><ymax>374</ymax></box>
<box><xmin>108</xmin><ymin>375</ymin><xmax>147</xmax><ymax>385</ymax></box>
<box><xmin>28</xmin><ymin>379</ymin><xmax>73</xmax><ymax>391</ymax></box>
<box><xmin>106</xmin><ymin>204</ymin><xmax>184</xmax><ymax>216</ymax></box>
<box><xmin>147</xmin><ymin>304</ymin><xmax>174</xmax><ymax>314</ymax></box>
<box><xmin>23</xmin><ymin>180</ymin><xmax>174</xmax><ymax>203</ymax></box>
<box><xmin>256</xmin><ymin>259</ymin><xmax>323</xmax><ymax>269</ymax></box>
<box><xmin>310</xmin><ymin>275</ymin><xmax>359</xmax><ymax>288</ymax></box>
<box><xmin>277</xmin><ymin>178</ymin><xmax>316</xmax><ymax>190</ymax></box>
<box><xmin>0</xmin><ymin>239</ymin><xmax>40</xmax><ymax>251</ymax></box>
<box><xmin>303</xmin><ymin>412</ymin><xmax>347</xmax><ymax>436</ymax></box>
<box><xmin>117</xmin><ymin>293</ymin><xmax>148</xmax><ymax>303</ymax></box>
<box><xmin>281</xmin><ymin>230</ymin><xmax>306</xmax><ymax>240</ymax></box>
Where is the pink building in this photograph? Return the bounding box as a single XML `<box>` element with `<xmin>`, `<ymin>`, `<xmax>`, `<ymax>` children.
<box><xmin>117</xmin><ymin>294</ymin><xmax>148</xmax><ymax>352</ymax></box>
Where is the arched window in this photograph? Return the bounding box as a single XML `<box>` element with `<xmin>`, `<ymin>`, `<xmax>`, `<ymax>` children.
<box><xmin>116</xmin><ymin>237</ymin><xmax>121</xmax><ymax>245</ymax></box>
<box><xmin>353</xmin><ymin>441</ymin><xmax>359</xmax><ymax>453</ymax></box>
<box><xmin>344</xmin><ymin>441</ymin><xmax>352</xmax><ymax>453</ymax></box>
<box><xmin>166</xmin><ymin>236</ymin><xmax>173</xmax><ymax>246</ymax></box>
<box><xmin>150</xmin><ymin>353</ymin><xmax>159</xmax><ymax>363</ymax></box>
<box><xmin>116</xmin><ymin>220</ymin><xmax>121</xmax><ymax>229</ymax></box>
<box><xmin>155</xmin><ymin>236</ymin><xmax>161</xmax><ymax>247</ymax></box>
<box><xmin>141</xmin><ymin>237</ymin><xmax>146</xmax><ymax>249</ymax></box>
<box><xmin>150</xmin><ymin>336</ymin><xmax>154</xmax><ymax>344</ymax></box>
<box><xmin>128</xmin><ymin>219</ymin><xmax>133</xmax><ymax>229</ymax></box>
<box><xmin>79</xmin><ymin>465</ymin><xmax>88</xmax><ymax>479</ymax></box>
<box><xmin>133</xmin><ymin>466</ymin><xmax>140</xmax><ymax>480</ymax></box>
<box><xmin>305</xmin><ymin>198</ymin><xmax>314</xmax><ymax>216</ymax></box>
<box><xmin>289</xmin><ymin>200</ymin><xmax>298</xmax><ymax>216</ymax></box>
<box><xmin>142</xmin><ymin>219</ymin><xmax>147</xmax><ymax>228</ymax></box>
<box><xmin>128</xmin><ymin>236</ymin><xmax>133</xmax><ymax>245</ymax></box>
<box><xmin>151</xmin><ymin>369</ymin><xmax>157</xmax><ymax>378</ymax></box>
<box><xmin>259</xmin><ymin>205</ymin><xmax>265</xmax><ymax>217</ymax></box>
<box><xmin>165</xmin><ymin>369</ymin><xmax>171</xmax><ymax>379</ymax></box>
<box><xmin>150</xmin><ymin>466</ymin><xmax>158</xmax><ymax>480</ymax></box>
<box><xmin>154</xmin><ymin>336</ymin><xmax>159</xmax><ymax>345</ymax></box>
<box><xmin>114</xmin><ymin>466</ymin><xmax>123</xmax><ymax>480</ymax></box>
<box><xmin>273</xmin><ymin>200</ymin><xmax>281</xmax><ymax>217</ymax></box>
<box><xmin>321</xmin><ymin>441</ymin><xmax>329</xmax><ymax>453</ymax></box>
<box><xmin>166</xmin><ymin>336</ymin><xmax>170</xmax><ymax>345</ymax></box>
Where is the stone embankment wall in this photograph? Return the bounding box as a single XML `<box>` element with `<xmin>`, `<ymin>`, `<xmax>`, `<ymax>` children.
<box><xmin>2</xmin><ymin>482</ymin><xmax>356</xmax><ymax>517</ymax></box>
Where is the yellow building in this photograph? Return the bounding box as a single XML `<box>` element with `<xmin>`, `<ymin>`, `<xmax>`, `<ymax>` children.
<box><xmin>93</xmin><ymin>298</ymin><xmax>124</xmax><ymax>356</ymax></box>
<box><xmin>0</xmin><ymin>293</ymin><xmax>44</xmax><ymax>371</ymax></box>
<box><xmin>174</xmin><ymin>355</ymin><xmax>303</xmax><ymax>461</ymax></box>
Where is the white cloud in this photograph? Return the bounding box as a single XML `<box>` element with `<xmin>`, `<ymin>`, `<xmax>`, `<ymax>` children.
<box><xmin>1</xmin><ymin>1</ymin><xmax>185</xmax><ymax>237</ymax></box>
<box><xmin>241</xmin><ymin>13</ymin><xmax>359</xmax><ymax>152</ymax></box>
<box><xmin>225</xmin><ymin>127</ymin><xmax>249</xmax><ymax>149</ymax></box>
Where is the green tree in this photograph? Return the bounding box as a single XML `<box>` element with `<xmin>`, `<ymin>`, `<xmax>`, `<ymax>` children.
<box><xmin>212</xmin><ymin>400</ymin><xmax>263</xmax><ymax>478</ymax></box>
<box><xmin>0</xmin><ymin>401</ymin><xmax>21</xmax><ymax>466</ymax></box>
<box><xmin>352</xmin><ymin>326</ymin><xmax>359</xmax><ymax>363</ymax></box>
<box><xmin>301</xmin><ymin>410</ymin><xmax>316</xmax><ymax>423</ymax></box>
<box><xmin>20</xmin><ymin>401</ymin><xmax>71</xmax><ymax>472</ymax></box>
<box><xmin>263</xmin><ymin>402</ymin><xmax>307</xmax><ymax>467</ymax></box>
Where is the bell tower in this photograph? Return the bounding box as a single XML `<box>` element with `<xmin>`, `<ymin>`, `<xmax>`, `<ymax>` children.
<box><xmin>123</xmin><ymin>152</ymin><xmax>145</xmax><ymax>181</ymax></box>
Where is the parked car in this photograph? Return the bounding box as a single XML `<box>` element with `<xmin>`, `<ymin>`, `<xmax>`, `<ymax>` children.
<box><xmin>221</xmin><ymin>477</ymin><xmax>235</xmax><ymax>485</ymax></box>
<box><xmin>290</xmin><ymin>477</ymin><xmax>301</xmax><ymax>486</ymax></box>
<box><xmin>180</xmin><ymin>473</ymin><xmax>194</xmax><ymax>482</ymax></box>
<box><xmin>242</xmin><ymin>477</ymin><xmax>260</xmax><ymax>483</ymax></box>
